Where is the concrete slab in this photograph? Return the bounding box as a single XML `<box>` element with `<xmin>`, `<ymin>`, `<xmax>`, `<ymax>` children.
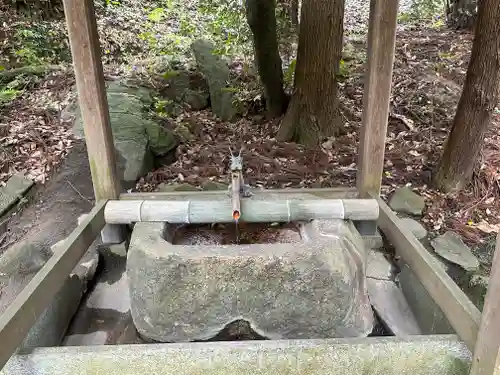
<box><xmin>367</xmin><ymin>278</ymin><xmax>421</xmax><ymax>336</ymax></box>
<box><xmin>63</xmin><ymin>243</ymin><xmax>133</xmax><ymax>346</ymax></box>
<box><xmin>2</xmin><ymin>335</ymin><xmax>471</xmax><ymax>375</ymax></box>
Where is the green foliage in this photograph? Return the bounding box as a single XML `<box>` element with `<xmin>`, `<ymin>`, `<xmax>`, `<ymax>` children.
<box><xmin>284</xmin><ymin>59</ymin><xmax>296</xmax><ymax>87</ymax></box>
<box><xmin>398</xmin><ymin>0</ymin><xmax>446</xmax><ymax>24</ymax></box>
<box><xmin>0</xmin><ymin>88</ymin><xmax>22</xmax><ymax>106</ymax></box>
<box><xmin>5</xmin><ymin>22</ymin><xmax>70</xmax><ymax>67</ymax></box>
<box><xmin>105</xmin><ymin>0</ymin><xmax>122</xmax><ymax>6</ymax></box>
<box><xmin>148</xmin><ymin>7</ymin><xmax>166</xmax><ymax>22</ymax></box>
<box><xmin>337</xmin><ymin>59</ymin><xmax>350</xmax><ymax>78</ymax></box>
<box><xmin>153</xmin><ymin>97</ymin><xmax>175</xmax><ymax>117</ymax></box>
<box><xmin>198</xmin><ymin>0</ymin><xmax>252</xmax><ymax>56</ymax></box>
<box><xmin>0</xmin><ymin>75</ymin><xmax>28</xmax><ymax>106</ymax></box>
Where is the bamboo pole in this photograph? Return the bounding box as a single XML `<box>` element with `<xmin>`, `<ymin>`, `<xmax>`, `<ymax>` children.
<box><xmin>231</xmin><ymin>171</ymin><xmax>241</xmax><ymax>221</ymax></box>
<box><xmin>104</xmin><ymin>199</ymin><xmax>379</xmax><ymax>224</ymax></box>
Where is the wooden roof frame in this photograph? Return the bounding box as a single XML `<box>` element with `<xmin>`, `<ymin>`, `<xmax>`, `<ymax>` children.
<box><xmin>0</xmin><ymin>0</ymin><xmax>498</xmax><ymax>374</ymax></box>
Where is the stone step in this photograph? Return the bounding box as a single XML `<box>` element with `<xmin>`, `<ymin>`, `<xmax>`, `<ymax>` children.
<box><xmin>2</xmin><ymin>335</ymin><xmax>470</xmax><ymax>375</ymax></box>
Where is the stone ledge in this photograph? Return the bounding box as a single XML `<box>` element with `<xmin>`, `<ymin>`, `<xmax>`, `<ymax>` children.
<box><xmin>3</xmin><ymin>336</ymin><xmax>471</xmax><ymax>375</ymax></box>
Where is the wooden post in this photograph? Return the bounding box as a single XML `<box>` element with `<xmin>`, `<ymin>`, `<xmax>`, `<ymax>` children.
<box><xmin>355</xmin><ymin>0</ymin><xmax>399</xmax><ymax>236</ymax></box>
<box><xmin>469</xmin><ymin>233</ymin><xmax>500</xmax><ymax>375</ymax></box>
<box><xmin>62</xmin><ymin>0</ymin><xmax>125</xmax><ymax>243</ymax></box>
<box><xmin>356</xmin><ymin>0</ymin><xmax>399</xmax><ymax>197</ymax></box>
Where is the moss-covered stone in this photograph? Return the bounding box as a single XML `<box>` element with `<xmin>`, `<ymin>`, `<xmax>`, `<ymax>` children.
<box><xmin>71</xmin><ymin>80</ymin><xmax>177</xmax><ymax>185</ymax></box>
<box><xmin>159</xmin><ymin>70</ymin><xmax>209</xmax><ymax>110</ymax></box>
<box><xmin>191</xmin><ymin>39</ymin><xmax>238</xmax><ymax>121</ymax></box>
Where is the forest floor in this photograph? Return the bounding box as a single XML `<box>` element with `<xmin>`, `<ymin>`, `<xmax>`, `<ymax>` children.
<box><xmin>1</xmin><ymin>0</ymin><xmax>499</xmax><ymax>250</ymax></box>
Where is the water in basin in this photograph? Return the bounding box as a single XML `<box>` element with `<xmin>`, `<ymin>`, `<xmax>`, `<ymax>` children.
<box><xmin>169</xmin><ymin>222</ymin><xmax>302</xmax><ymax>245</ymax></box>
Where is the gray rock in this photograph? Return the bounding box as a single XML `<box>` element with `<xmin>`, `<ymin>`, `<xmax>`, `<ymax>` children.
<box><xmin>389</xmin><ymin>186</ymin><xmax>426</xmax><ymax>215</ymax></box>
<box><xmin>367</xmin><ymin>278</ymin><xmax>421</xmax><ymax>335</ymax></box>
<box><xmin>107</xmin><ymin>241</ymin><xmax>128</xmax><ymax>257</ymax></box>
<box><xmin>431</xmin><ymin>231</ymin><xmax>479</xmax><ymax>271</ymax></box>
<box><xmin>466</xmin><ymin>274</ymin><xmax>489</xmax><ymax>310</ymax></box>
<box><xmin>71</xmin><ymin>81</ymin><xmax>177</xmax><ymax>185</ymax></box>
<box><xmin>191</xmin><ymin>39</ymin><xmax>238</xmax><ymax>121</ymax></box>
<box><xmin>366</xmin><ymin>250</ymin><xmax>392</xmax><ymax>280</ymax></box>
<box><xmin>400</xmin><ymin>217</ymin><xmax>428</xmax><ymax>239</ymax></box>
<box><xmin>472</xmin><ymin>235</ymin><xmax>496</xmax><ymax>266</ymax></box>
<box><xmin>127</xmin><ymin>219</ymin><xmax>374</xmax><ymax>342</ymax></box>
<box><xmin>22</xmin><ymin>248</ymin><xmax>99</xmax><ymax>349</ymax></box>
<box><xmin>397</xmin><ymin>264</ymin><xmax>455</xmax><ymax>335</ymax></box>
<box><xmin>160</xmin><ymin>70</ymin><xmax>209</xmax><ymax>110</ymax></box>
<box><xmin>0</xmin><ymin>173</ymin><xmax>34</xmax><ymax>216</ymax></box>
<box><xmin>0</xmin><ymin>241</ymin><xmax>51</xmax><ymax>289</ymax></box>
<box><xmin>0</xmin><ymin>239</ymin><xmax>99</xmax><ymax>349</ymax></box>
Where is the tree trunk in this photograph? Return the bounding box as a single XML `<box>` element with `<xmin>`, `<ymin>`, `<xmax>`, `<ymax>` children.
<box><xmin>446</xmin><ymin>0</ymin><xmax>477</xmax><ymax>29</ymax></box>
<box><xmin>276</xmin><ymin>0</ymin><xmax>345</xmax><ymax>146</ymax></box>
<box><xmin>246</xmin><ymin>0</ymin><xmax>288</xmax><ymax>118</ymax></box>
<box><xmin>434</xmin><ymin>0</ymin><xmax>500</xmax><ymax>192</ymax></box>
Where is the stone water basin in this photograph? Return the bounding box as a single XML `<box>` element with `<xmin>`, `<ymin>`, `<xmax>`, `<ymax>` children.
<box><xmin>126</xmin><ymin>218</ymin><xmax>375</xmax><ymax>343</ymax></box>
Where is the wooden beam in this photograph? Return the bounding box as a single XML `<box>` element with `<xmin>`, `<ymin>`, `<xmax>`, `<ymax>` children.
<box><xmin>62</xmin><ymin>0</ymin><xmax>124</xmax><ymax>243</ymax></box>
<box><xmin>373</xmin><ymin>194</ymin><xmax>481</xmax><ymax>351</ymax></box>
<box><xmin>469</xmin><ymin>233</ymin><xmax>500</xmax><ymax>375</ymax></box>
<box><xmin>356</xmin><ymin>0</ymin><xmax>399</xmax><ymax>197</ymax></box>
<box><xmin>119</xmin><ymin>187</ymin><xmax>360</xmax><ymax>201</ymax></box>
<box><xmin>0</xmin><ymin>201</ymin><xmax>106</xmax><ymax>370</ymax></box>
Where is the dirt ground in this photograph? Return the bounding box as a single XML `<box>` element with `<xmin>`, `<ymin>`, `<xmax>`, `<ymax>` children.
<box><xmin>1</xmin><ymin>141</ymin><xmax>95</xmax><ymax>256</ymax></box>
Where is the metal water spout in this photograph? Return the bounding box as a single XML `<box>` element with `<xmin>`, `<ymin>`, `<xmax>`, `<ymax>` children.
<box><xmin>229</xmin><ymin>147</ymin><xmax>252</xmax><ymax>225</ymax></box>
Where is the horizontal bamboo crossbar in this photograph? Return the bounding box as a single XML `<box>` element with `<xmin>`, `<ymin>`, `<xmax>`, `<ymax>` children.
<box><xmin>373</xmin><ymin>194</ymin><xmax>481</xmax><ymax>352</ymax></box>
<box><xmin>0</xmin><ymin>200</ymin><xmax>107</xmax><ymax>370</ymax></box>
<box><xmin>104</xmin><ymin>198</ymin><xmax>379</xmax><ymax>224</ymax></box>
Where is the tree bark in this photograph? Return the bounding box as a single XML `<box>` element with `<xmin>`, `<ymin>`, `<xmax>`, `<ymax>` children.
<box><xmin>246</xmin><ymin>0</ymin><xmax>288</xmax><ymax>118</ymax></box>
<box><xmin>446</xmin><ymin>0</ymin><xmax>477</xmax><ymax>29</ymax></box>
<box><xmin>276</xmin><ymin>0</ymin><xmax>344</xmax><ymax>146</ymax></box>
<box><xmin>434</xmin><ymin>0</ymin><xmax>500</xmax><ymax>192</ymax></box>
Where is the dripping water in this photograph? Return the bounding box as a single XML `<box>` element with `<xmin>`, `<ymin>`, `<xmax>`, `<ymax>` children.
<box><xmin>234</xmin><ymin>220</ymin><xmax>240</xmax><ymax>244</ymax></box>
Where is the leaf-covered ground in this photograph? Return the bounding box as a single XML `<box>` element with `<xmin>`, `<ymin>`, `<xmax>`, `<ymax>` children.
<box><xmin>1</xmin><ymin>0</ymin><xmax>499</xmax><ymax>249</ymax></box>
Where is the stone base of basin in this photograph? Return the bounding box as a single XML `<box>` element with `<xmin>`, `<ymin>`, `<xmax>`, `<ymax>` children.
<box><xmin>127</xmin><ymin>219</ymin><xmax>374</xmax><ymax>342</ymax></box>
